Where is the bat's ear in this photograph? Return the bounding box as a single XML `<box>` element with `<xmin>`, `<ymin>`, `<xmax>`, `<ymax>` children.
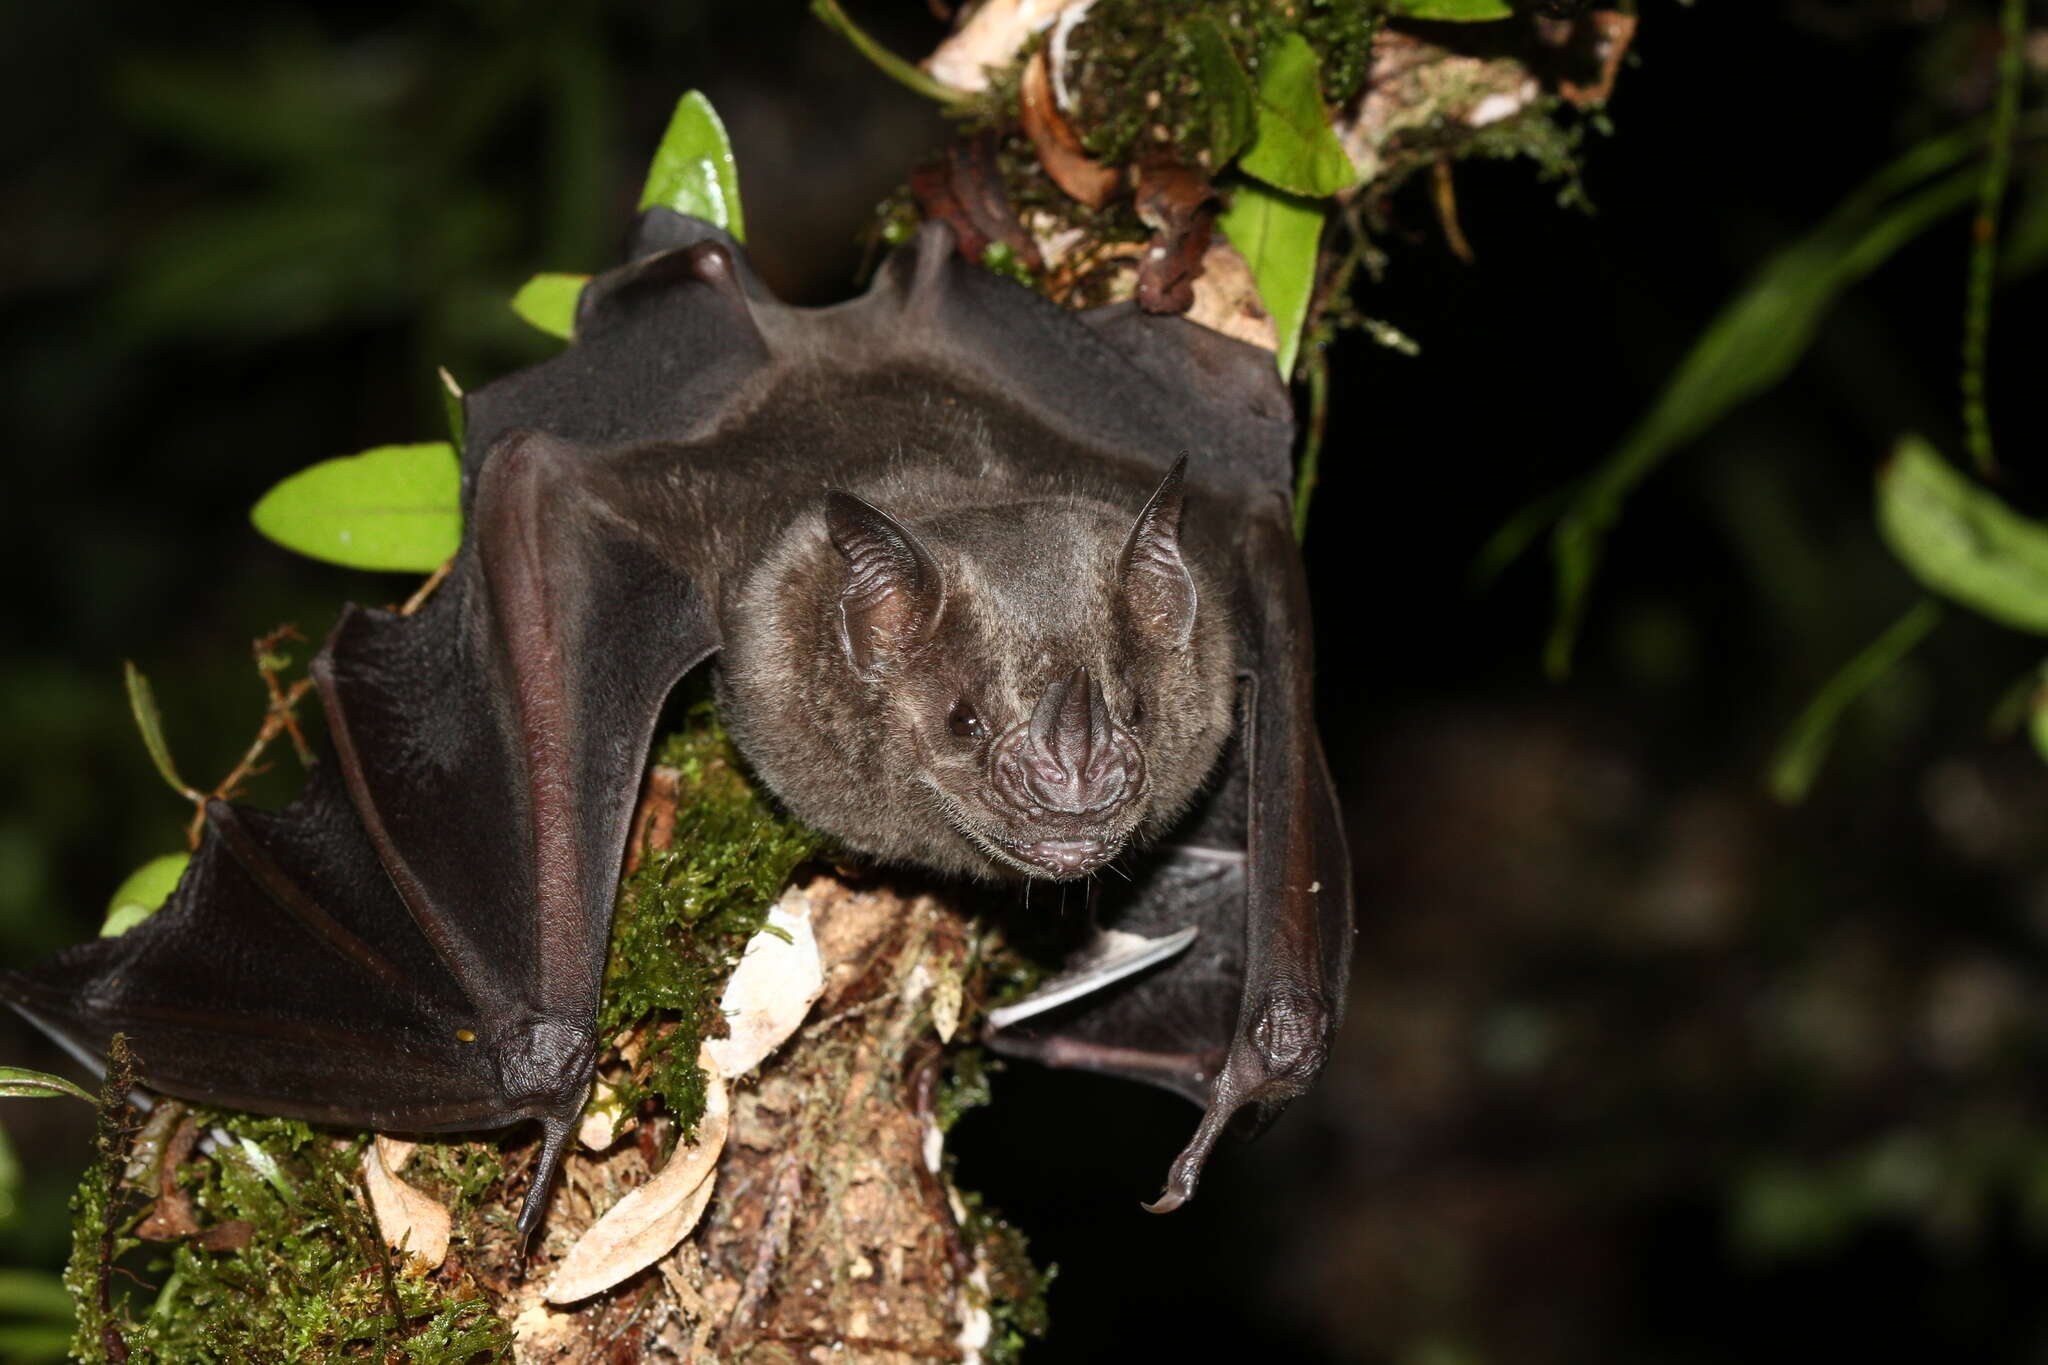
<box><xmin>1119</xmin><ymin>455</ymin><xmax>1196</xmax><ymax>649</ymax></box>
<box><xmin>825</xmin><ymin>491</ymin><xmax>947</xmax><ymax>676</ymax></box>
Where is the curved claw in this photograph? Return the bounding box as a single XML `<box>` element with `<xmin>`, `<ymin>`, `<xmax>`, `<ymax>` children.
<box><xmin>515</xmin><ymin>1111</ymin><xmax>579</xmax><ymax>1244</ymax></box>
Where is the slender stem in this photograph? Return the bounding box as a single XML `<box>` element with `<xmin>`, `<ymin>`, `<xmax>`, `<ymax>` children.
<box><xmin>1293</xmin><ymin>351</ymin><xmax>1330</xmax><ymax>543</ymax></box>
<box><xmin>1962</xmin><ymin>0</ymin><xmax>2025</xmax><ymax>478</ymax></box>
<box><xmin>811</xmin><ymin>0</ymin><xmax>969</xmax><ymax>107</ymax></box>
<box><xmin>1767</xmin><ymin>598</ymin><xmax>1944</xmax><ymax>805</ymax></box>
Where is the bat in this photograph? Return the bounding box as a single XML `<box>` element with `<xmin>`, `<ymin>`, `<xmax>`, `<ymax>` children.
<box><xmin>0</xmin><ymin>209</ymin><xmax>1352</xmax><ymax>1237</ymax></box>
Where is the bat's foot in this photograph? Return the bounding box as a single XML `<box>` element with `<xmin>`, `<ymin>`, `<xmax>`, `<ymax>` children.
<box><xmin>984</xmin><ymin>925</ymin><xmax>1199</xmax><ymax>1030</ymax></box>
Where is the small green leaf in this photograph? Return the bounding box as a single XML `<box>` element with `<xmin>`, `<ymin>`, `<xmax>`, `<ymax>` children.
<box><xmin>640</xmin><ymin>91</ymin><xmax>747</xmax><ymax>242</ymax></box>
<box><xmin>251</xmin><ymin>442</ymin><xmax>461</xmax><ymax>572</ymax></box>
<box><xmin>438</xmin><ymin>365</ymin><xmax>465</xmax><ymax>451</ymax></box>
<box><xmin>0</xmin><ymin>1067</ymin><xmax>97</xmax><ymax>1105</ymax></box>
<box><xmin>1239</xmin><ymin>33</ymin><xmax>1359</xmax><ymax>198</ymax></box>
<box><xmin>103</xmin><ymin>853</ymin><xmax>191</xmax><ymax>937</ymax></box>
<box><xmin>510</xmin><ymin>273</ymin><xmax>589</xmax><ymax>341</ymax></box>
<box><xmin>1218</xmin><ymin>179</ymin><xmax>1325</xmax><ymax>376</ymax></box>
<box><xmin>1388</xmin><ymin>0</ymin><xmax>1514</xmax><ymax>19</ymax></box>
<box><xmin>237</xmin><ymin>1136</ymin><xmax>294</xmax><ymax>1200</ymax></box>
<box><xmin>1183</xmin><ymin>16</ymin><xmax>1256</xmax><ymax>167</ymax></box>
<box><xmin>123</xmin><ymin>661</ymin><xmax>194</xmax><ymax>798</ymax></box>
<box><xmin>1879</xmin><ymin>434</ymin><xmax>2048</xmax><ymax>633</ymax></box>
<box><xmin>1767</xmin><ymin>598</ymin><xmax>1944</xmax><ymax>804</ymax></box>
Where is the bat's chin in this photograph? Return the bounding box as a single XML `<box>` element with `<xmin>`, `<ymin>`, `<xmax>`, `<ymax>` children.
<box><xmin>984</xmin><ymin>834</ymin><xmax>1122</xmax><ymax>881</ymax></box>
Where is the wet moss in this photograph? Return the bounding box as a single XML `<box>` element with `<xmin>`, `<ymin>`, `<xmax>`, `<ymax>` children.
<box><xmin>956</xmin><ymin>1189</ymin><xmax>1054</xmax><ymax>1365</ymax></box>
<box><xmin>933</xmin><ymin>1048</ymin><xmax>996</xmax><ymax>1135</ymax></box>
<box><xmin>597</xmin><ymin>708</ymin><xmax>823</xmax><ymax>1141</ymax></box>
<box><xmin>1062</xmin><ymin>1</ymin><xmax>1381</xmax><ymax>171</ymax></box>
<box><xmin>67</xmin><ymin>1099</ymin><xmax>510</xmax><ymax>1363</ymax></box>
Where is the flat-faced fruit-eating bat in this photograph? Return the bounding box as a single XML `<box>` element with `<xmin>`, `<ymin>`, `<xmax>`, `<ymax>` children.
<box><xmin>0</xmin><ymin>210</ymin><xmax>1352</xmax><ymax>1236</ymax></box>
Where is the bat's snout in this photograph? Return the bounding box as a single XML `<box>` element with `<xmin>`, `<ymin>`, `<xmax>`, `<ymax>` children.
<box><xmin>993</xmin><ymin>666</ymin><xmax>1145</xmax><ymax>820</ymax></box>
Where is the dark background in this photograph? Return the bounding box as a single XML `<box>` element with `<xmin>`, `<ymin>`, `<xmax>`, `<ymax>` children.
<box><xmin>5</xmin><ymin>1</ymin><xmax>2048</xmax><ymax>1360</ymax></box>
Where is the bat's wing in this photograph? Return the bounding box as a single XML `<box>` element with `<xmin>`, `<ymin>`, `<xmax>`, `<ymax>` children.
<box><xmin>0</xmin><ymin>231</ymin><xmax>759</xmax><ymax>1238</ymax></box>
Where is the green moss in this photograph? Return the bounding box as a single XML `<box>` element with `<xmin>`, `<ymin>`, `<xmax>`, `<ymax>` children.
<box><xmin>1461</xmin><ymin>98</ymin><xmax>1591</xmax><ymax>210</ymax></box>
<box><xmin>956</xmin><ymin>1190</ymin><xmax>1053</xmax><ymax>1365</ymax></box>
<box><xmin>64</xmin><ymin>1039</ymin><xmax>136</xmax><ymax>1363</ymax></box>
<box><xmin>933</xmin><ymin>1048</ymin><xmax>996</xmax><ymax>1134</ymax></box>
<box><xmin>66</xmin><ymin>1090</ymin><xmax>511</xmax><ymax>1363</ymax></box>
<box><xmin>598</xmin><ymin>708</ymin><xmax>822</xmax><ymax>1140</ymax></box>
<box><xmin>1062</xmin><ymin>1</ymin><xmax>1380</xmax><ymax>171</ymax></box>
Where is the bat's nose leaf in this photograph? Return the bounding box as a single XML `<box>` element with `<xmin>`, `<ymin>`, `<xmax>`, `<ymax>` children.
<box><xmin>1021</xmin><ymin>666</ymin><xmax>1131</xmax><ymax>814</ymax></box>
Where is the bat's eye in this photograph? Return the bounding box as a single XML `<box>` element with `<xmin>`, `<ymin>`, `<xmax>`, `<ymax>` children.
<box><xmin>1128</xmin><ymin>693</ymin><xmax>1146</xmax><ymax>729</ymax></box>
<box><xmin>948</xmin><ymin>699</ymin><xmax>987</xmax><ymax>741</ymax></box>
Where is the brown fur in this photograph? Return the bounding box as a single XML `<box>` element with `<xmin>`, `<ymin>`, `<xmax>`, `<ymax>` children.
<box><xmin>716</xmin><ymin>469</ymin><xmax>1236</xmax><ymax>881</ymax></box>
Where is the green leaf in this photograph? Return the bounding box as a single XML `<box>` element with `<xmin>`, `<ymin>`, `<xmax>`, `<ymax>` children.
<box><xmin>1239</xmin><ymin>34</ymin><xmax>1358</xmax><ymax>198</ymax></box>
<box><xmin>1183</xmin><ymin>16</ymin><xmax>1257</xmax><ymax>167</ymax></box>
<box><xmin>103</xmin><ymin>853</ymin><xmax>191</xmax><ymax>938</ymax></box>
<box><xmin>1767</xmin><ymin>599</ymin><xmax>1944</xmax><ymax>804</ymax></box>
<box><xmin>1388</xmin><ymin>0</ymin><xmax>1514</xmax><ymax>18</ymax></box>
<box><xmin>251</xmin><ymin>442</ymin><xmax>462</xmax><ymax>572</ymax></box>
<box><xmin>1482</xmin><ymin>125</ymin><xmax>1989</xmax><ymax>677</ymax></box>
<box><xmin>510</xmin><ymin>272</ymin><xmax>589</xmax><ymax>341</ymax></box>
<box><xmin>1878</xmin><ymin>434</ymin><xmax>2048</xmax><ymax>633</ymax></box>
<box><xmin>123</xmin><ymin>661</ymin><xmax>193</xmax><ymax>798</ymax></box>
<box><xmin>1218</xmin><ymin>179</ymin><xmax>1325</xmax><ymax>377</ymax></box>
<box><xmin>0</xmin><ymin>1067</ymin><xmax>97</xmax><ymax>1105</ymax></box>
<box><xmin>639</xmin><ymin>91</ymin><xmax>748</xmax><ymax>242</ymax></box>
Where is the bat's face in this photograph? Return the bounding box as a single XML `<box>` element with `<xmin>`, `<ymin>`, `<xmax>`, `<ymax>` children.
<box><xmin>858</xmin><ymin>488</ymin><xmax>1235</xmax><ymax>882</ymax></box>
<box><xmin>718</xmin><ymin>464</ymin><xmax>1237</xmax><ymax>884</ymax></box>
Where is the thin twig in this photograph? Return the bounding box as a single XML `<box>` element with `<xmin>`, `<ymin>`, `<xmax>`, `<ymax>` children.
<box><xmin>186</xmin><ymin>672</ymin><xmax>317</xmax><ymax>849</ymax></box>
<box><xmin>400</xmin><ymin>557</ymin><xmax>455</xmax><ymax>616</ymax></box>
<box><xmin>811</xmin><ymin>0</ymin><xmax>969</xmax><ymax>107</ymax></box>
<box><xmin>1961</xmin><ymin>0</ymin><xmax>2025</xmax><ymax>478</ymax></box>
<box><xmin>252</xmin><ymin>626</ymin><xmax>315</xmax><ymax>766</ymax></box>
<box><xmin>1432</xmin><ymin>158</ymin><xmax>1475</xmax><ymax>264</ymax></box>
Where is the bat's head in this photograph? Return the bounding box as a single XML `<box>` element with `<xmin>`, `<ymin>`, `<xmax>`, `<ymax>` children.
<box><xmin>719</xmin><ymin>459</ymin><xmax>1237</xmax><ymax>883</ymax></box>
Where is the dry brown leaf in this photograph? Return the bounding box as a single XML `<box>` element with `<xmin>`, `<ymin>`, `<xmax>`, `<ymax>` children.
<box><xmin>702</xmin><ymin>889</ymin><xmax>824</xmax><ymax>1079</ymax></box>
<box><xmin>1186</xmin><ymin>240</ymin><xmax>1278</xmax><ymax>352</ymax></box>
<box><xmin>1020</xmin><ymin>49</ymin><xmax>1119</xmax><ymax>208</ymax></box>
<box><xmin>577</xmin><ymin>1078</ymin><xmax>633</xmax><ymax>1152</ymax></box>
<box><xmin>923</xmin><ymin>0</ymin><xmax>1084</xmax><ymax>93</ymax></box>
<box><xmin>361</xmin><ymin>1135</ymin><xmax>452</xmax><ymax>1269</ymax></box>
<box><xmin>910</xmin><ymin>135</ymin><xmax>1045</xmax><ymax>272</ymax></box>
<box><xmin>545</xmin><ymin>1061</ymin><xmax>731</xmax><ymax>1304</ymax></box>
<box><xmin>1133</xmin><ymin>156</ymin><xmax>1216</xmax><ymax>315</ymax></box>
<box><xmin>134</xmin><ymin>1117</ymin><xmax>201</xmax><ymax>1242</ymax></box>
<box><xmin>374</xmin><ymin>1135</ymin><xmax>416</xmax><ymax>1172</ymax></box>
